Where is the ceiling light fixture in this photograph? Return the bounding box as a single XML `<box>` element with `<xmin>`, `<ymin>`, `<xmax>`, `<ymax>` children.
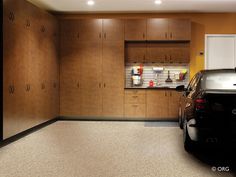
<box><xmin>154</xmin><ymin>0</ymin><xmax>162</xmax><ymax>5</ymax></box>
<box><xmin>87</xmin><ymin>0</ymin><xmax>95</xmax><ymax>6</ymax></box>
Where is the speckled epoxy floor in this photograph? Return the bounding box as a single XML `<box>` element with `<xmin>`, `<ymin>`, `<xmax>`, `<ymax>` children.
<box><xmin>0</xmin><ymin>121</ymin><xmax>235</xmax><ymax>177</ymax></box>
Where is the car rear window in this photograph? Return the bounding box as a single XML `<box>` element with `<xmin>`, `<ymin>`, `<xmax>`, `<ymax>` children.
<box><xmin>202</xmin><ymin>73</ymin><xmax>236</xmax><ymax>90</ymax></box>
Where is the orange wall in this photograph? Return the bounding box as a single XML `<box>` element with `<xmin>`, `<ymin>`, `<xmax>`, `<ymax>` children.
<box><xmin>57</xmin><ymin>13</ymin><xmax>236</xmax><ymax>78</ymax></box>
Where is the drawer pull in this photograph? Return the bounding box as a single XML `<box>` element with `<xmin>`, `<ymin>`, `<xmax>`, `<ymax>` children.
<box><xmin>26</xmin><ymin>84</ymin><xmax>31</xmax><ymax>92</ymax></box>
<box><xmin>132</xmin><ymin>96</ymin><xmax>138</xmax><ymax>98</ymax></box>
<box><xmin>41</xmin><ymin>83</ymin><xmax>45</xmax><ymax>90</ymax></box>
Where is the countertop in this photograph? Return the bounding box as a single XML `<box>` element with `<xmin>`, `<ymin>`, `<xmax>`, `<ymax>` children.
<box><xmin>125</xmin><ymin>87</ymin><xmax>177</xmax><ymax>90</ymax></box>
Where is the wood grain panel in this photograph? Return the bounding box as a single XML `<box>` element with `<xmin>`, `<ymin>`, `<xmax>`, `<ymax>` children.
<box><xmin>125</xmin><ymin>19</ymin><xmax>147</xmax><ymax>41</ymax></box>
<box><xmin>146</xmin><ymin>90</ymin><xmax>169</xmax><ymax>119</ymax></box>
<box><xmin>103</xmin><ymin>19</ymin><xmax>124</xmax><ymax>41</ymax></box>
<box><xmin>147</xmin><ymin>18</ymin><xmax>169</xmax><ymax>40</ymax></box>
<box><xmin>126</xmin><ymin>42</ymin><xmax>146</xmax><ymax>63</ymax></box>
<box><xmin>168</xmin><ymin>91</ymin><xmax>181</xmax><ymax>119</ymax></box>
<box><xmin>168</xmin><ymin>19</ymin><xmax>191</xmax><ymax>41</ymax></box>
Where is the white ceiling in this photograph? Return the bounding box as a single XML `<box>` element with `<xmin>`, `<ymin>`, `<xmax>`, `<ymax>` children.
<box><xmin>27</xmin><ymin>0</ymin><xmax>236</xmax><ymax>13</ymax></box>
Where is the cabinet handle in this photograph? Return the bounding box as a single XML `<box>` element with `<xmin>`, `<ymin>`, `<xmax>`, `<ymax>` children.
<box><xmin>99</xmin><ymin>33</ymin><xmax>102</xmax><ymax>39</ymax></box>
<box><xmin>165</xmin><ymin>32</ymin><xmax>168</xmax><ymax>39</ymax></box>
<box><xmin>170</xmin><ymin>55</ymin><xmax>173</xmax><ymax>63</ymax></box>
<box><xmin>143</xmin><ymin>55</ymin><xmax>145</xmax><ymax>61</ymax></box>
<box><xmin>132</xmin><ymin>105</ymin><xmax>138</xmax><ymax>107</ymax></box>
<box><xmin>9</xmin><ymin>85</ymin><xmax>14</xmax><ymax>94</ymax></box>
<box><xmin>41</xmin><ymin>25</ymin><xmax>45</xmax><ymax>33</ymax></box>
<box><xmin>77</xmin><ymin>82</ymin><xmax>80</xmax><ymax>88</ymax></box>
<box><xmin>77</xmin><ymin>32</ymin><xmax>80</xmax><ymax>39</ymax></box>
<box><xmin>132</xmin><ymin>95</ymin><xmax>138</xmax><ymax>98</ymax></box>
<box><xmin>104</xmin><ymin>33</ymin><xmax>106</xmax><ymax>39</ymax></box>
<box><xmin>12</xmin><ymin>85</ymin><xmax>15</xmax><ymax>94</ymax></box>
<box><xmin>170</xmin><ymin>32</ymin><xmax>173</xmax><ymax>39</ymax></box>
<box><xmin>26</xmin><ymin>19</ymin><xmax>30</xmax><ymax>27</ymax></box>
<box><xmin>9</xmin><ymin>12</ymin><xmax>15</xmax><ymax>22</ymax></box>
<box><xmin>41</xmin><ymin>83</ymin><xmax>45</xmax><ymax>90</ymax></box>
<box><xmin>26</xmin><ymin>84</ymin><xmax>31</xmax><ymax>92</ymax></box>
<box><xmin>143</xmin><ymin>33</ymin><xmax>145</xmax><ymax>39</ymax></box>
<box><xmin>104</xmin><ymin>83</ymin><xmax>106</xmax><ymax>88</ymax></box>
<box><xmin>170</xmin><ymin>91</ymin><xmax>172</xmax><ymax>97</ymax></box>
<box><xmin>53</xmin><ymin>82</ymin><xmax>57</xmax><ymax>88</ymax></box>
<box><xmin>165</xmin><ymin>91</ymin><xmax>167</xmax><ymax>97</ymax></box>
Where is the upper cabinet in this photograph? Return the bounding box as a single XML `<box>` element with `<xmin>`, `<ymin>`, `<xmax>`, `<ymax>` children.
<box><xmin>126</xmin><ymin>18</ymin><xmax>191</xmax><ymax>41</ymax></box>
<box><xmin>168</xmin><ymin>19</ymin><xmax>191</xmax><ymax>41</ymax></box>
<box><xmin>78</xmin><ymin>19</ymin><xmax>103</xmax><ymax>42</ymax></box>
<box><xmin>147</xmin><ymin>18</ymin><xmax>169</xmax><ymax>40</ymax></box>
<box><xmin>103</xmin><ymin>19</ymin><xmax>124</xmax><ymax>41</ymax></box>
<box><xmin>125</xmin><ymin>19</ymin><xmax>147</xmax><ymax>41</ymax></box>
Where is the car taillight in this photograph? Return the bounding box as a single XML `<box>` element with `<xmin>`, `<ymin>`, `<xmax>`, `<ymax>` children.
<box><xmin>195</xmin><ymin>98</ymin><xmax>206</xmax><ymax>110</ymax></box>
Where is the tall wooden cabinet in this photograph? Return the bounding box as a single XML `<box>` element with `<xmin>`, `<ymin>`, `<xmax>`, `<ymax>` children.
<box><xmin>3</xmin><ymin>0</ymin><xmax>59</xmax><ymax>139</ymax></box>
<box><xmin>60</xmin><ymin>19</ymin><xmax>124</xmax><ymax>118</ymax></box>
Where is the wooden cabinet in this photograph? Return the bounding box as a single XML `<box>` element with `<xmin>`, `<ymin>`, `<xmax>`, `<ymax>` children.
<box><xmin>146</xmin><ymin>90</ymin><xmax>181</xmax><ymax>119</ymax></box>
<box><xmin>126</xmin><ymin>42</ymin><xmax>146</xmax><ymax>63</ymax></box>
<box><xmin>103</xmin><ymin>19</ymin><xmax>124</xmax><ymax>41</ymax></box>
<box><xmin>168</xmin><ymin>91</ymin><xmax>181</xmax><ymax>118</ymax></box>
<box><xmin>147</xmin><ymin>18</ymin><xmax>191</xmax><ymax>41</ymax></box>
<box><xmin>146</xmin><ymin>43</ymin><xmax>169</xmax><ymax>63</ymax></box>
<box><xmin>168</xmin><ymin>19</ymin><xmax>191</xmax><ymax>41</ymax></box>
<box><xmin>147</xmin><ymin>18</ymin><xmax>169</xmax><ymax>40</ymax></box>
<box><xmin>102</xmin><ymin>41</ymin><xmax>124</xmax><ymax>117</ymax></box>
<box><xmin>124</xmin><ymin>90</ymin><xmax>146</xmax><ymax>119</ymax></box>
<box><xmin>78</xmin><ymin>19</ymin><xmax>103</xmax><ymax>42</ymax></box>
<box><xmin>3</xmin><ymin>0</ymin><xmax>59</xmax><ymax>139</ymax></box>
<box><xmin>147</xmin><ymin>42</ymin><xmax>190</xmax><ymax>63</ymax></box>
<box><xmin>146</xmin><ymin>90</ymin><xmax>169</xmax><ymax>119</ymax></box>
<box><xmin>60</xmin><ymin>19</ymin><xmax>125</xmax><ymax>118</ymax></box>
<box><xmin>125</xmin><ymin>19</ymin><xmax>146</xmax><ymax>41</ymax></box>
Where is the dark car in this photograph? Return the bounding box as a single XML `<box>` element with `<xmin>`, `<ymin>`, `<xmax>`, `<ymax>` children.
<box><xmin>176</xmin><ymin>69</ymin><xmax>236</xmax><ymax>151</ymax></box>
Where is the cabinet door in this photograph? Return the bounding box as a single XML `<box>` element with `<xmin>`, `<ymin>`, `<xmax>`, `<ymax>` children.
<box><xmin>168</xmin><ymin>19</ymin><xmax>191</xmax><ymax>41</ymax></box>
<box><xmin>170</xmin><ymin>43</ymin><xmax>190</xmax><ymax>63</ymax></box>
<box><xmin>146</xmin><ymin>43</ymin><xmax>169</xmax><ymax>63</ymax></box>
<box><xmin>124</xmin><ymin>104</ymin><xmax>146</xmax><ymax>119</ymax></box>
<box><xmin>102</xmin><ymin>88</ymin><xmax>124</xmax><ymax>118</ymax></box>
<box><xmin>3</xmin><ymin>22</ymin><xmax>27</xmax><ymax>139</ymax></box>
<box><xmin>79</xmin><ymin>19</ymin><xmax>102</xmax><ymax>42</ymax></box>
<box><xmin>147</xmin><ymin>18</ymin><xmax>169</xmax><ymax>40</ymax></box>
<box><xmin>79</xmin><ymin>42</ymin><xmax>103</xmax><ymax>116</ymax></box>
<box><xmin>103</xmin><ymin>19</ymin><xmax>124</xmax><ymax>41</ymax></box>
<box><xmin>126</xmin><ymin>42</ymin><xmax>146</xmax><ymax>63</ymax></box>
<box><xmin>102</xmin><ymin>41</ymin><xmax>124</xmax><ymax>117</ymax></box>
<box><xmin>168</xmin><ymin>91</ymin><xmax>181</xmax><ymax>119</ymax></box>
<box><xmin>125</xmin><ymin>19</ymin><xmax>146</xmax><ymax>41</ymax></box>
<box><xmin>146</xmin><ymin>91</ymin><xmax>169</xmax><ymax>119</ymax></box>
<box><xmin>60</xmin><ymin>46</ymin><xmax>82</xmax><ymax>116</ymax></box>
<box><xmin>103</xmin><ymin>41</ymin><xmax>124</xmax><ymax>88</ymax></box>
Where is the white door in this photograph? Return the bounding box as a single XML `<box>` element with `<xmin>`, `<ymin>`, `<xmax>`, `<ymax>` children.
<box><xmin>205</xmin><ymin>35</ymin><xmax>236</xmax><ymax>69</ymax></box>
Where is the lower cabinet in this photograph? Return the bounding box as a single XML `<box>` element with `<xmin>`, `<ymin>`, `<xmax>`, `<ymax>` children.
<box><xmin>146</xmin><ymin>90</ymin><xmax>181</xmax><ymax>119</ymax></box>
<box><xmin>124</xmin><ymin>89</ymin><xmax>181</xmax><ymax>120</ymax></box>
<box><xmin>124</xmin><ymin>90</ymin><xmax>146</xmax><ymax>119</ymax></box>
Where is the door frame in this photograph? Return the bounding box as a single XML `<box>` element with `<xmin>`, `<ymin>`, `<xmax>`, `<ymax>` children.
<box><xmin>205</xmin><ymin>34</ymin><xmax>236</xmax><ymax>69</ymax></box>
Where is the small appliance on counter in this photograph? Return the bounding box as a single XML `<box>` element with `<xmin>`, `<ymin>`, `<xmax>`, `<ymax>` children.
<box><xmin>131</xmin><ymin>65</ymin><xmax>143</xmax><ymax>86</ymax></box>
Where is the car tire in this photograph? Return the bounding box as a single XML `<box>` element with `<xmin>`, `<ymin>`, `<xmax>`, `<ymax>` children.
<box><xmin>183</xmin><ymin>121</ymin><xmax>194</xmax><ymax>152</ymax></box>
<box><xmin>178</xmin><ymin>108</ymin><xmax>183</xmax><ymax>129</ymax></box>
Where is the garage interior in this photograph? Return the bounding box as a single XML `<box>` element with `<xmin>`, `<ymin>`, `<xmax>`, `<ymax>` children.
<box><xmin>1</xmin><ymin>0</ymin><xmax>236</xmax><ymax>176</ymax></box>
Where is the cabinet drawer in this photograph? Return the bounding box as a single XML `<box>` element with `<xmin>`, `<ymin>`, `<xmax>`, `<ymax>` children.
<box><xmin>124</xmin><ymin>104</ymin><xmax>146</xmax><ymax>118</ymax></box>
<box><xmin>125</xmin><ymin>93</ymin><xmax>146</xmax><ymax>104</ymax></box>
<box><xmin>125</xmin><ymin>89</ymin><xmax>145</xmax><ymax>95</ymax></box>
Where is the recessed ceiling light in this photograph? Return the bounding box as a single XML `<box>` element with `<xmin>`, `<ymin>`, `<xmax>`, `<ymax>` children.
<box><xmin>87</xmin><ymin>0</ymin><xmax>95</xmax><ymax>6</ymax></box>
<box><xmin>155</xmin><ymin>0</ymin><xmax>162</xmax><ymax>5</ymax></box>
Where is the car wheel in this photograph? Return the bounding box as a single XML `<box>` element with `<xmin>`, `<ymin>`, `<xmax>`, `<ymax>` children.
<box><xmin>183</xmin><ymin>120</ymin><xmax>194</xmax><ymax>152</ymax></box>
<box><xmin>178</xmin><ymin>107</ymin><xmax>183</xmax><ymax>129</ymax></box>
